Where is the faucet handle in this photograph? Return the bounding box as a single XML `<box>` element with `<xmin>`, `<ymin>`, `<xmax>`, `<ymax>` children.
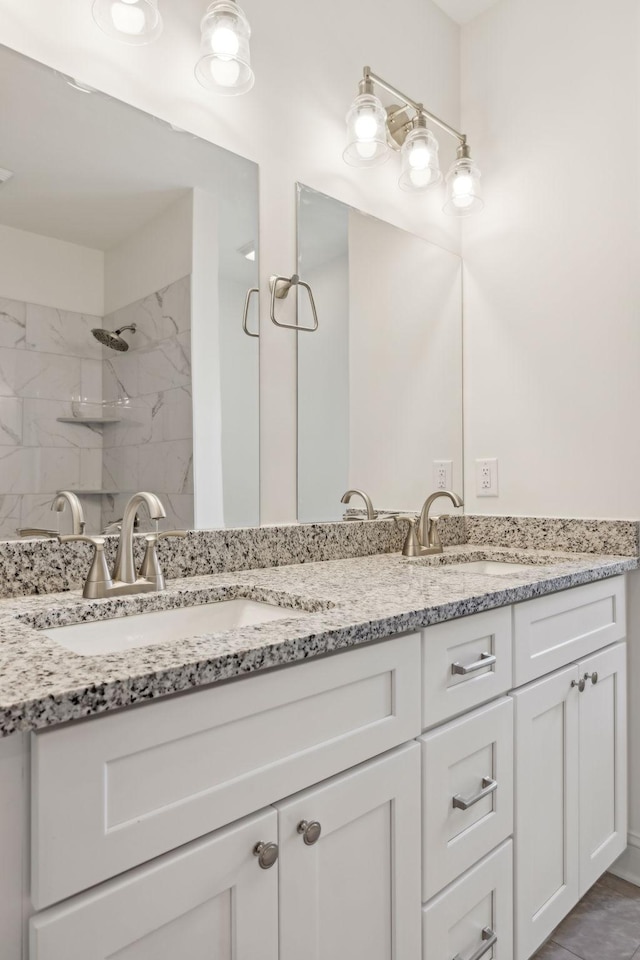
<box><xmin>395</xmin><ymin>516</ymin><xmax>424</xmax><ymax>558</ymax></box>
<box><xmin>139</xmin><ymin>530</ymin><xmax>188</xmax><ymax>589</ymax></box>
<box><xmin>58</xmin><ymin>535</ymin><xmax>114</xmax><ymax>600</ymax></box>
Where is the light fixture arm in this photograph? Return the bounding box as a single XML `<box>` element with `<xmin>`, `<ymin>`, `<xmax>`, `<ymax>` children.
<box><xmin>362</xmin><ymin>66</ymin><xmax>467</xmax><ymax>147</ymax></box>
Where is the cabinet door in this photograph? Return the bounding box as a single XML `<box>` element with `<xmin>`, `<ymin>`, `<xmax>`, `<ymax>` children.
<box><xmin>512</xmin><ymin>665</ymin><xmax>580</xmax><ymax>960</ymax></box>
<box><xmin>30</xmin><ymin>809</ymin><xmax>278</xmax><ymax>960</ymax></box>
<box><xmin>578</xmin><ymin>641</ymin><xmax>627</xmax><ymax>894</ymax></box>
<box><xmin>276</xmin><ymin>743</ymin><xmax>421</xmax><ymax>960</ymax></box>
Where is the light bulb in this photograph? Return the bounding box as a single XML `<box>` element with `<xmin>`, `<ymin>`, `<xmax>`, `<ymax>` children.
<box><xmin>355</xmin><ymin>139</ymin><xmax>377</xmax><ymax>160</ymax></box>
<box><xmin>210</xmin><ymin>57</ymin><xmax>241</xmax><ymax>87</ymax></box>
<box><xmin>408</xmin><ymin>143</ymin><xmax>431</xmax><ymax>170</ymax></box>
<box><xmin>210</xmin><ymin>21</ymin><xmax>240</xmax><ymax>55</ymax></box>
<box><xmin>92</xmin><ymin>0</ymin><xmax>163</xmax><ymax>44</ymax></box>
<box><xmin>408</xmin><ymin>166</ymin><xmax>434</xmax><ymax>188</ymax></box>
<box><xmin>196</xmin><ymin>0</ymin><xmax>254</xmax><ymax>96</ymax></box>
<box><xmin>398</xmin><ymin>123</ymin><xmax>441</xmax><ymax>192</ymax></box>
<box><xmin>354</xmin><ymin>110</ymin><xmax>379</xmax><ymax>141</ymax></box>
<box><xmin>343</xmin><ymin>91</ymin><xmax>389</xmax><ymax>167</ymax></box>
<box><xmin>111</xmin><ymin>0</ymin><xmax>146</xmax><ymax>34</ymax></box>
<box><xmin>443</xmin><ymin>155</ymin><xmax>484</xmax><ymax>216</ymax></box>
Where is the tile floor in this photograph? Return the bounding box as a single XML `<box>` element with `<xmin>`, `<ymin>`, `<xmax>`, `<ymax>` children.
<box><xmin>533</xmin><ymin>874</ymin><xmax>640</xmax><ymax>960</ymax></box>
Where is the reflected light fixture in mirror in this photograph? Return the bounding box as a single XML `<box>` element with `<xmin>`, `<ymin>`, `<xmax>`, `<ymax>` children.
<box><xmin>195</xmin><ymin>0</ymin><xmax>255</xmax><ymax>96</ymax></box>
<box><xmin>91</xmin><ymin>0</ymin><xmax>163</xmax><ymax>44</ymax></box>
<box><xmin>344</xmin><ymin>66</ymin><xmax>484</xmax><ymax>215</ymax></box>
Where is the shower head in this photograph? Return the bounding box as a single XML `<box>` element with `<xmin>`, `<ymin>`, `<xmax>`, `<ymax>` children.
<box><xmin>91</xmin><ymin>324</ymin><xmax>136</xmax><ymax>352</ymax></box>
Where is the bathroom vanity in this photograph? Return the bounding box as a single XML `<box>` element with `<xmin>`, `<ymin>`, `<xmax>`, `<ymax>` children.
<box><xmin>0</xmin><ymin>538</ymin><xmax>634</xmax><ymax>960</ymax></box>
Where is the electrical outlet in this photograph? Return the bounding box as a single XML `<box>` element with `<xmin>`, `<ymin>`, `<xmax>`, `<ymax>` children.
<box><xmin>475</xmin><ymin>458</ymin><xmax>499</xmax><ymax>497</ymax></box>
<box><xmin>433</xmin><ymin>460</ymin><xmax>453</xmax><ymax>490</ymax></box>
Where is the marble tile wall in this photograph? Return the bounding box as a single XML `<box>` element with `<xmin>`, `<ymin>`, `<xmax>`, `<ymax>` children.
<box><xmin>101</xmin><ymin>276</ymin><xmax>194</xmax><ymax>531</ymax></box>
<box><xmin>0</xmin><ymin>296</ymin><xmax>103</xmax><ymax>538</ymax></box>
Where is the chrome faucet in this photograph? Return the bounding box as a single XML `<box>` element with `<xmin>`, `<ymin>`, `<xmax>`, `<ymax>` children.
<box><xmin>52</xmin><ymin>491</ymin><xmax>86</xmax><ymax>536</ymax></box>
<box><xmin>113</xmin><ymin>492</ymin><xmax>167</xmax><ymax>584</ymax></box>
<box><xmin>401</xmin><ymin>490</ymin><xmax>463</xmax><ymax>557</ymax></box>
<box><xmin>341</xmin><ymin>489</ymin><xmax>377</xmax><ymax>521</ymax></box>
<box><xmin>58</xmin><ymin>491</ymin><xmax>187</xmax><ymax>599</ymax></box>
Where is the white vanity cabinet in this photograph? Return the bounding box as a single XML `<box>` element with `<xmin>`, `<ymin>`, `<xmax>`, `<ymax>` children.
<box><xmin>0</xmin><ymin>573</ymin><xmax>629</xmax><ymax>960</ymax></box>
<box><xmin>512</xmin><ymin>640</ymin><xmax>627</xmax><ymax>960</ymax></box>
<box><xmin>31</xmin><ymin>744</ymin><xmax>421</xmax><ymax>960</ymax></box>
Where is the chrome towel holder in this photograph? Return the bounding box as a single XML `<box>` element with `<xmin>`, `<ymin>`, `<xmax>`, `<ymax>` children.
<box><xmin>269</xmin><ymin>273</ymin><xmax>319</xmax><ymax>332</ymax></box>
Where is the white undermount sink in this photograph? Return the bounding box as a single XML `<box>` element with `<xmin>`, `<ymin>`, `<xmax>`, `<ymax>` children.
<box><xmin>41</xmin><ymin>599</ymin><xmax>303</xmax><ymax>656</ymax></box>
<box><xmin>445</xmin><ymin>560</ymin><xmax>538</xmax><ymax>575</ymax></box>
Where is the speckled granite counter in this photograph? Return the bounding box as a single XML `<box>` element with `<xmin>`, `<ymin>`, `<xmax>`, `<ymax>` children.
<box><xmin>0</xmin><ymin>543</ymin><xmax>636</xmax><ymax>737</ymax></box>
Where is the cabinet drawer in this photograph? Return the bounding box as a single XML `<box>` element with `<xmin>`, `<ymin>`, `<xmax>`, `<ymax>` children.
<box><xmin>30</xmin><ymin>808</ymin><xmax>279</xmax><ymax>960</ymax></box>
<box><xmin>31</xmin><ymin>633</ymin><xmax>421</xmax><ymax>909</ymax></box>
<box><xmin>423</xmin><ymin>841</ymin><xmax>513</xmax><ymax>960</ymax></box>
<box><xmin>513</xmin><ymin>577</ymin><xmax>626</xmax><ymax>686</ymax></box>
<box><xmin>420</xmin><ymin>698</ymin><xmax>513</xmax><ymax>901</ymax></box>
<box><xmin>422</xmin><ymin>608</ymin><xmax>512</xmax><ymax>729</ymax></box>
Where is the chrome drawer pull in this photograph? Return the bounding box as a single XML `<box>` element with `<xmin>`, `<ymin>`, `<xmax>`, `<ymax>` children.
<box><xmin>451</xmin><ymin>652</ymin><xmax>496</xmax><ymax>676</ymax></box>
<box><xmin>453</xmin><ymin>927</ymin><xmax>497</xmax><ymax>960</ymax></box>
<box><xmin>453</xmin><ymin>777</ymin><xmax>497</xmax><ymax>811</ymax></box>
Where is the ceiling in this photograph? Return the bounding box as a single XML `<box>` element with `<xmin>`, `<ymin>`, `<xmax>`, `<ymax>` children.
<box><xmin>432</xmin><ymin>0</ymin><xmax>500</xmax><ymax>25</ymax></box>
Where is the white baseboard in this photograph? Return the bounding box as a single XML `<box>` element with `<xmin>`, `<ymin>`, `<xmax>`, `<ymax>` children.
<box><xmin>609</xmin><ymin>832</ymin><xmax>640</xmax><ymax>887</ymax></box>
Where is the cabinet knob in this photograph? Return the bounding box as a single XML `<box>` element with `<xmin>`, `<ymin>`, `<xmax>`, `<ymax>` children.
<box><xmin>571</xmin><ymin>677</ymin><xmax>586</xmax><ymax>692</ymax></box>
<box><xmin>585</xmin><ymin>671</ymin><xmax>598</xmax><ymax>685</ymax></box>
<box><xmin>253</xmin><ymin>841</ymin><xmax>279</xmax><ymax>869</ymax></box>
<box><xmin>297</xmin><ymin>819</ymin><xmax>322</xmax><ymax>845</ymax></box>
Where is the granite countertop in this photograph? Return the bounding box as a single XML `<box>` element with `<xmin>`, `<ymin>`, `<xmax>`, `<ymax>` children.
<box><xmin>0</xmin><ymin>544</ymin><xmax>636</xmax><ymax>737</ymax></box>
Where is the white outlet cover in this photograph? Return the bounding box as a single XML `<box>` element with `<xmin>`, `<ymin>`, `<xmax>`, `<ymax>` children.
<box><xmin>475</xmin><ymin>458</ymin><xmax>498</xmax><ymax>497</ymax></box>
<box><xmin>433</xmin><ymin>460</ymin><xmax>453</xmax><ymax>491</ymax></box>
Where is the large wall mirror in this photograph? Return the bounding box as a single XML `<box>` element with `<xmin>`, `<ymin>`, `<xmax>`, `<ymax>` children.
<box><xmin>297</xmin><ymin>184</ymin><xmax>463</xmax><ymax>522</ymax></box>
<box><xmin>0</xmin><ymin>45</ymin><xmax>259</xmax><ymax>539</ymax></box>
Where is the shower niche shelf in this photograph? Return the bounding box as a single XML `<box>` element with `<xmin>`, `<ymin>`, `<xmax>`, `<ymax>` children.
<box><xmin>56</xmin><ymin>417</ymin><xmax>122</xmax><ymax>425</ymax></box>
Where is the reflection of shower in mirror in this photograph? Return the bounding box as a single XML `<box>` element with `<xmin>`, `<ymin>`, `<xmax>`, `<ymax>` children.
<box><xmin>91</xmin><ymin>324</ymin><xmax>137</xmax><ymax>352</ymax></box>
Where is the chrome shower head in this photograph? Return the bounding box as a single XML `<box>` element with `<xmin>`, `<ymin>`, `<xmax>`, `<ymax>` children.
<box><xmin>91</xmin><ymin>324</ymin><xmax>136</xmax><ymax>352</ymax></box>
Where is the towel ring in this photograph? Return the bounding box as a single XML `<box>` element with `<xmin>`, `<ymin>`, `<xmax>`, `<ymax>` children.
<box><xmin>242</xmin><ymin>287</ymin><xmax>260</xmax><ymax>338</ymax></box>
<box><xmin>269</xmin><ymin>274</ymin><xmax>319</xmax><ymax>332</ymax></box>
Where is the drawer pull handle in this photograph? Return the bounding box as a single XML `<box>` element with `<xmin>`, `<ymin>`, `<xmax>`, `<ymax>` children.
<box><xmin>452</xmin><ymin>777</ymin><xmax>497</xmax><ymax>811</ymax></box>
<box><xmin>453</xmin><ymin>927</ymin><xmax>497</xmax><ymax>960</ymax></box>
<box><xmin>297</xmin><ymin>819</ymin><xmax>322</xmax><ymax>845</ymax></box>
<box><xmin>253</xmin><ymin>841</ymin><xmax>279</xmax><ymax>869</ymax></box>
<box><xmin>451</xmin><ymin>652</ymin><xmax>496</xmax><ymax>676</ymax></box>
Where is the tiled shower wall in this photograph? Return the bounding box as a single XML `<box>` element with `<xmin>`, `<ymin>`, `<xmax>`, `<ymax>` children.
<box><xmin>0</xmin><ymin>276</ymin><xmax>193</xmax><ymax>539</ymax></box>
<box><xmin>0</xmin><ymin>296</ymin><xmax>103</xmax><ymax>538</ymax></box>
<box><xmin>101</xmin><ymin>276</ymin><xmax>194</xmax><ymax>531</ymax></box>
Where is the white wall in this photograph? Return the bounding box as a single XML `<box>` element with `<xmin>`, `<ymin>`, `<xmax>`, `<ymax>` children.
<box><xmin>460</xmin><ymin>0</ymin><xmax>640</xmax><ymax>882</ymax></box>
<box><xmin>461</xmin><ymin>0</ymin><xmax>640</xmax><ymax>519</ymax></box>
<box><xmin>0</xmin><ymin>223</ymin><xmax>103</xmax><ymax>315</ymax></box>
<box><xmin>0</xmin><ymin>0</ymin><xmax>461</xmax><ymax>524</ymax></box>
<box><xmin>104</xmin><ymin>192</ymin><xmax>193</xmax><ymax>314</ymax></box>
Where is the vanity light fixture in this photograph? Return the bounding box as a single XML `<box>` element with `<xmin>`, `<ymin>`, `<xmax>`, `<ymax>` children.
<box><xmin>344</xmin><ymin>66</ymin><xmax>484</xmax><ymax>215</ymax></box>
<box><xmin>195</xmin><ymin>0</ymin><xmax>255</xmax><ymax>96</ymax></box>
<box><xmin>91</xmin><ymin>0</ymin><xmax>163</xmax><ymax>45</ymax></box>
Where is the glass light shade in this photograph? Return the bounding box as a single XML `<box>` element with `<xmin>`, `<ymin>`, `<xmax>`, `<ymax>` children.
<box><xmin>443</xmin><ymin>157</ymin><xmax>484</xmax><ymax>216</ymax></box>
<box><xmin>343</xmin><ymin>93</ymin><xmax>390</xmax><ymax>167</ymax></box>
<box><xmin>195</xmin><ymin>0</ymin><xmax>254</xmax><ymax>96</ymax></box>
<box><xmin>91</xmin><ymin>0</ymin><xmax>163</xmax><ymax>45</ymax></box>
<box><xmin>398</xmin><ymin>125</ymin><xmax>441</xmax><ymax>192</ymax></box>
